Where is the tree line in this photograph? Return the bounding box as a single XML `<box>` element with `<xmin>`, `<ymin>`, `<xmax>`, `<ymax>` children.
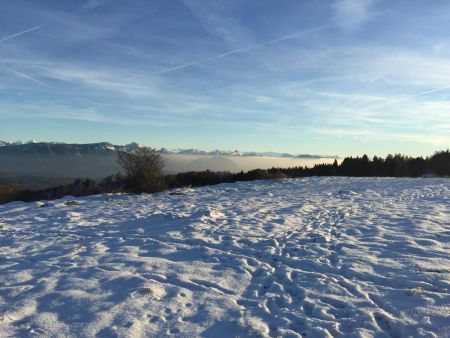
<box><xmin>278</xmin><ymin>151</ymin><xmax>450</xmax><ymax>178</ymax></box>
<box><xmin>0</xmin><ymin>149</ymin><xmax>449</xmax><ymax>204</ymax></box>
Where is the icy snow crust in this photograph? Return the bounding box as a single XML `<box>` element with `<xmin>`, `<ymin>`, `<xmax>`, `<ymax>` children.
<box><xmin>0</xmin><ymin>177</ymin><xmax>449</xmax><ymax>337</ymax></box>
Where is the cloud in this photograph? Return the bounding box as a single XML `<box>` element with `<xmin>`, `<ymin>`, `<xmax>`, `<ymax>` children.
<box><xmin>82</xmin><ymin>0</ymin><xmax>111</xmax><ymax>10</ymax></box>
<box><xmin>182</xmin><ymin>0</ymin><xmax>254</xmax><ymax>47</ymax></box>
<box><xmin>312</xmin><ymin>127</ymin><xmax>449</xmax><ymax>147</ymax></box>
<box><xmin>0</xmin><ymin>1</ymin><xmax>448</xmax><ymax>154</ymax></box>
<box><xmin>24</xmin><ymin>63</ymin><xmax>159</xmax><ymax>98</ymax></box>
<box><xmin>333</xmin><ymin>0</ymin><xmax>374</xmax><ymax>30</ymax></box>
<box><xmin>255</xmin><ymin>96</ymin><xmax>273</xmax><ymax>104</ymax></box>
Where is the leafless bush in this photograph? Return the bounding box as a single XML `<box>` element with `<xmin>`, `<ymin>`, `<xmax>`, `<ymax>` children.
<box><xmin>118</xmin><ymin>147</ymin><xmax>166</xmax><ymax>193</ymax></box>
<box><xmin>0</xmin><ymin>180</ymin><xmax>21</xmax><ymax>204</ymax></box>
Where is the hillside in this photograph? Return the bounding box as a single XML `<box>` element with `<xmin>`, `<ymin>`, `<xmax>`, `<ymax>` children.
<box><xmin>0</xmin><ymin>142</ymin><xmax>121</xmax><ymax>180</ymax></box>
<box><xmin>0</xmin><ymin>177</ymin><xmax>449</xmax><ymax>337</ymax></box>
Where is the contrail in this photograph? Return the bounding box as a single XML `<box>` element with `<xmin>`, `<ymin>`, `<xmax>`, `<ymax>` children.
<box><xmin>0</xmin><ymin>24</ymin><xmax>46</xmax><ymax>43</ymax></box>
<box><xmin>364</xmin><ymin>85</ymin><xmax>450</xmax><ymax>112</ymax></box>
<box><xmin>152</xmin><ymin>25</ymin><xmax>327</xmax><ymax>75</ymax></box>
<box><xmin>2</xmin><ymin>65</ymin><xmax>49</xmax><ymax>87</ymax></box>
<box><xmin>393</xmin><ymin>85</ymin><xmax>450</xmax><ymax>102</ymax></box>
<box><xmin>0</xmin><ymin>24</ymin><xmax>48</xmax><ymax>87</ymax></box>
<box><xmin>65</xmin><ymin>25</ymin><xmax>326</xmax><ymax>92</ymax></box>
<box><xmin>334</xmin><ymin>71</ymin><xmax>393</xmax><ymax>110</ymax></box>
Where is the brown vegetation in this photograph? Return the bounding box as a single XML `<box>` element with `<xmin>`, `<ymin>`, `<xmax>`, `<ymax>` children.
<box><xmin>118</xmin><ymin>147</ymin><xmax>166</xmax><ymax>193</ymax></box>
<box><xmin>0</xmin><ymin>150</ymin><xmax>449</xmax><ymax>205</ymax></box>
<box><xmin>0</xmin><ymin>180</ymin><xmax>21</xmax><ymax>204</ymax></box>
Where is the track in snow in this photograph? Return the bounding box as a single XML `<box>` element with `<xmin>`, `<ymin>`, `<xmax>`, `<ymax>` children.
<box><xmin>0</xmin><ymin>177</ymin><xmax>449</xmax><ymax>337</ymax></box>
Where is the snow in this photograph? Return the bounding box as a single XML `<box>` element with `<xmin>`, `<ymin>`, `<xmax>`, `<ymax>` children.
<box><xmin>0</xmin><ymin>141</ymin><xmax>22</xmax><ymax>147</ymax></box>
<box><xmin>0</xmin><ymin>177</ymin><xmax>449</xmax><ymax>337</ymax></box>
<box><xmin>158</xmin><ymin>147</ymin><xmax>336</xmax><ymax>159</ymax></box>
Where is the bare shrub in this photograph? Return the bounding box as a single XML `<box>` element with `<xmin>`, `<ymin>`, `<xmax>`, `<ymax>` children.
<box><xmin>0</xmin><ymin>181</ymin><xmax>21</xmax><ymax>204</ymax></box>
<box><xmin>118</xmin><ymin>147</ymin><xmax>166</xmax><ymax>193</ymax></box>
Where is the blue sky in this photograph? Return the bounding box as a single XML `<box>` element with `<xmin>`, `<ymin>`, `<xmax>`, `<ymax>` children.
<box><xmin>0</xmin><ymin>0</ymin><xmax>449</xmax><ymax>156</ymax></box>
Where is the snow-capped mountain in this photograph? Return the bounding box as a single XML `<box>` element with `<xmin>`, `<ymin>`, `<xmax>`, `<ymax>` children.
<box><xmin>0</xmin><ymin>141</ymin><xmax>338</xmax><ymax>159</ymax></box>
<box><xmin>0</xmin><ymin>140</ymin><xmax>22</xmax><ymax>146</ymax></box>
<box><xmin>0</xmin><ymin>141</ymin><xmax>338</xmax><ymax>189</ymax></box>
<box><xmin>157</xmin><ymin>147</ymin><xmax>337</xmax><ymax>159</ymax></box>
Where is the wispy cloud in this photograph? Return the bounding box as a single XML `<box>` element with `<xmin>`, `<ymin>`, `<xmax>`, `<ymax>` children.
<box><xmin>82</xmin><ymin>0</ymin><xmax>111</xmax><ymax>10</ymax></box>
<box><xmin>333</xmin><ymin>0</ymin><xmax>375</xmax><ymax>30</ymax></box>
<box><xmin>313</xmin><ymin>127</ymin><xmax>449</xmax><ymax>147</ymax></box>
<box><xmin>54</xmin><ymin>66</ymin><xmax>159</xmax><ymax>97</ymax></box>
<box><xmin>182</xmin><ymin>0</ymin><xmax>255</xmax><ymax>47</ymax></box>
<box><xmin>1</xmin><ymin>1</ymin><xmax>449</xmax><ymax>155</ymax></box>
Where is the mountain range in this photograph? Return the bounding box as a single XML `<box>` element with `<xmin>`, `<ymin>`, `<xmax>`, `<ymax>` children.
<box><xmin>0</xmin><ymin>141</ymin><xmax>337</xmax><ymax>159</ymax></box>
<box><xmin>0</xmin><ymin>141</ymin><xmax>338</xmax><ymax>189</ymax></box>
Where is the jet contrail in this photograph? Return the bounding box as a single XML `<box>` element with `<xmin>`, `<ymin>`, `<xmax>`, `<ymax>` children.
<box><xmin>64</xmin><ymin>25</ymin><xmax>327</xmax><ymax>92</ymax></box>
<box><xmin>393</xmin><ymin>85</ymin><xmax>450</xmax><ymax>102</ymax></box>
<box><xmin>0</xmin><ymin>24</ymin><xmax>46</xmax><ymax>43</ymax></box>
<box><xmin>2</xmin><ymin>65</ymin><xmax>49</xmax><ymax>87</ymax></box>
<box><xmin>363</xmin><ymin>85</ymin><xmax>450</xmax><ymax>112</ymax></box>
<box><xmin>152</xmin><ymin>25</ymin><xmax>327</xmax><ymax>75</ymax></box>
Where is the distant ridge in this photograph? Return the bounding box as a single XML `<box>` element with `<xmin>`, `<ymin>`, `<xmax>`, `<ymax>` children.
<box><xmin>0</xmin><ymin>141</ymin><xmax>339</xmax><ymax>189</ymax></box>
<box><xmin>159</xmin><ymin>147</ymin><xmax>338</xmax><ymax>159</ymax></box>
<box><xmin>0</xmin><ymin>141</ymin><xmax>338</xmax><ymax>159</ymax></box>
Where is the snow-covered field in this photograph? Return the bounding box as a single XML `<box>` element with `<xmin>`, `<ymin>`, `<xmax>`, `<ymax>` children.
<box><xmin>1</xmin><ymin>177</ymin><xmax>449</xmax><ymax>337</ymax></box>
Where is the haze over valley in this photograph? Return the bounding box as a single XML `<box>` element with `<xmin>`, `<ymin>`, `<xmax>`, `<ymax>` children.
<box><xmin>0</xmin><ymin>141</ymin><xmax>337</xmax><ymax>188</ymax></box>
